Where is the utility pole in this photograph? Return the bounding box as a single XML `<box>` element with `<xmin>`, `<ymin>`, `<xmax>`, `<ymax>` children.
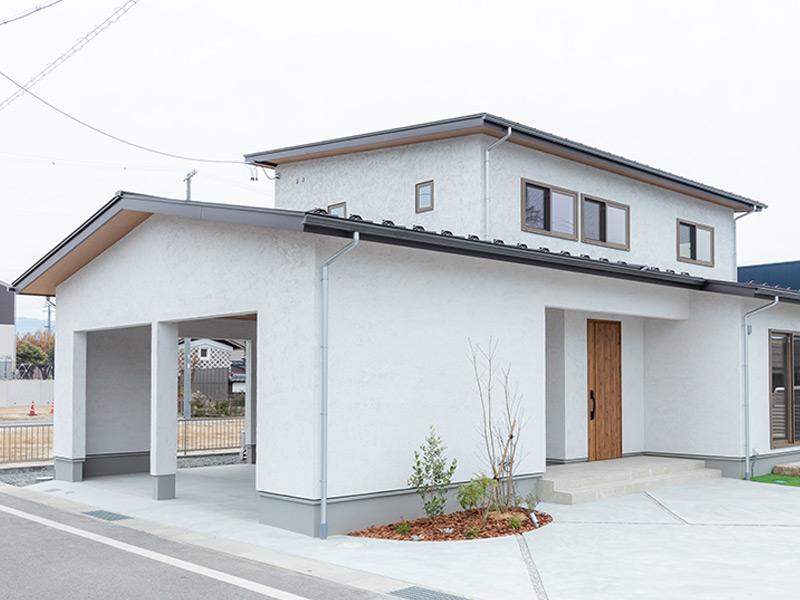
<box><xmin>44</xmin><ymin>296</ymin><xmax>55</xmax><ymax>332</ymax></box>
<box><xmin>184</xmin><ymin>169</ymin><xmax>197</xmax><ymax>201</ymax></box>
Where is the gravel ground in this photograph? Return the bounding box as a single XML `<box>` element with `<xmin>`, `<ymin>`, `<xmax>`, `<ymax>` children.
<box><xmin>0</xmin><ymin>453</ymin><xmax>244</xmax><ymax>487</ymax></box>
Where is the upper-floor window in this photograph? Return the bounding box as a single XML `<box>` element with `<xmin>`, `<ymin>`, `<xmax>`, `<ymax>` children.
<box><xmin>581</xmin><ymin>196</ymin><xmax>629</xmax><ymax>250</ymax></box>
<box><xmin>415</xmin><ymin>181</ymin><xmax>434</xmax><ymax>213</ymax></box>
<box><xmin>328</xmin><ymin>202</ymin><xmax>347</xmax><ymax>218</ymax></box>
<box><xmin>677</xmin><ymin>219</ymin><xmax>713</xmax><ymax>266</ymax></box>
<box><xmin>521</xmin><ymin>179</ymin><xmax>577</xmax><ymax>240</ymax></box>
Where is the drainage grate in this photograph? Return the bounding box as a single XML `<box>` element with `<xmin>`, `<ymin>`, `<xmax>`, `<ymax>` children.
<box><xmin>389</xmin><ymin>587</ymin><xmax>470</xmax><ymax>600</ymax></box>
<box><xmin>83</xmin><ymin>510</ymin><xmax>131</xmax><ymax>522</ymax></box>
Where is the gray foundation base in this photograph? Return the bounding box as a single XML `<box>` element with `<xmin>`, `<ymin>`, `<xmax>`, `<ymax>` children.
<box><xmin>54</xmin><ymin>457</ymin><xmax>84</xmax><ymax>482</ymax></box>
<box><xmin>152</xmin><ymin>474</ymin><xmax>176</xmax><ymax>500</ymax></box>
<box><xmin>84</xmin><ymin>451</ymin><xmax>150</xmax><ymax>478</ymax></box>
<box><xmin>246</xmin><ymin>444</ymin><xmax>256</xmax><ymax>464</ymax></box>
<box><xmin>259</xmin><ymin>474</ymin><xmax>541</xmax><ymax>537</ymax></box>
<box><xmin>644</xmin><ymin>450</ymin><xmax>800</xmax><ymax>478</ymax></box>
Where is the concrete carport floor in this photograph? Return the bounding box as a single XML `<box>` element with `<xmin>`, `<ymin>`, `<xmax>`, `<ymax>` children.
<box><xmin>16</xmin><ymin>469</ymin><xmax>800</xmax><ymax>600</ymax></box>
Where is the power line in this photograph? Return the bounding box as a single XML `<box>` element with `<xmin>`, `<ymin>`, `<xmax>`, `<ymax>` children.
<box><xmin>0</xmin><ymin>0</ymin><xmax>64</xmax><ymax>27</ymax></box>
<box><xmin>0</xmin><ymin>68</ymin><xmax>247</xmax><ymax>165</ymax></box>
<box><xmin>0</xmin><ymin>0</ymin><xmax>139</xmax><ymax>113</ymax></box>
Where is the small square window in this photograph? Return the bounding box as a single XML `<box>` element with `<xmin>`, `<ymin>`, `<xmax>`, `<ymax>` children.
<box><xmin>415</xmin><ymin>181</ymin><xmax>434</xmax><ymax>213</ymax></box>
<box><xmin>677</xmin><ymin>220</ymin><xmax>714</xmax><ymax>266</ymax></box>
<box><xmin>199</xmin><ymin>348</ymin><xmax>209</xmax><ymax>359</ymax></box>
<box><xmin>327</xmin><ymin>202</ymin><xmax>347</xmax><ymax>218</ymax></box>
<box><xmin>520</xmin><ymin>179</ymin><xmax>577</xmax><ymax>240</ymax></box>
<box><xmin>581</xmin><ymin>196</ymin><xmax>630</xmax><ymax>250</ymax></box>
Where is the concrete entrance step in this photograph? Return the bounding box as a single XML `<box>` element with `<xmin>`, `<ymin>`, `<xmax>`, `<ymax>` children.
<box><xmin>539</xmin><ymin>456</ymin><xmax>722</xmax><ymax>505</ymax></box>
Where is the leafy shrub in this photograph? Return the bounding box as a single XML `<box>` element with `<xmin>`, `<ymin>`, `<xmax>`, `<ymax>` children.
<box><xmin>507</xmin><ymin>515</ymin><xmax>522</xmax><ymax>530</ymax></box>
<box><xmin>395</xmin><ymin>516</ymin><xmax>410</xmax><ymax>534</ymax></box>
<box><xmin>408</xmin><ymin>425</ymin><xmax>457</xmax><ymax>519</ymax></box>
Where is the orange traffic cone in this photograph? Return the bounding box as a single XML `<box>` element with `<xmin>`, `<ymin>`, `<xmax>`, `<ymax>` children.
<box><xmin>28</xmin><ymin>400</ymin><xmax>36</xmax><ymax>416</ymax></box>
<box><xmin>50</xmin><ymin>399</ymin><xmax>54</xmax><ymax>414</ymax></box>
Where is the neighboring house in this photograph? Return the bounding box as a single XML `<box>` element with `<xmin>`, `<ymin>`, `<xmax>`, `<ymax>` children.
<box><xmin>12</xmin><ymin>114</ymin><xmax>800</xmax><ymax>537</ymax></box>
<box><xmin>0</xmin><ymin>280</ymin><xmax>14</xmax><ymax>379</ymax></box>
<box><xmin>177</xmin><ymin>338</ymin><xmax>246</xmax><ymax>401</ymax></box>
<box><xmin>739</xmin><ymin>260</ymin><xmax>800</xmax><ymax>291</ymax></box>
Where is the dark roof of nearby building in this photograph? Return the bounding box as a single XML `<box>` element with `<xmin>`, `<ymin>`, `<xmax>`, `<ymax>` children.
<box><xmin>739</xmin><ymin>260</ymin><xmax>800</xmax><ymax>292</ymax></box>
<box><xmin>245</xmin><ymin>113</ymin><xmax>766</xmax><ymax>212</ymax></box>
<box><xmin>11</xmin><ymin>192</ymin><xmax>796</xmax><ymax>307</ymax></box>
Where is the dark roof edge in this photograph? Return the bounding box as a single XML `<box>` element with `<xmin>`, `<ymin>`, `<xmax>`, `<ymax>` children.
<box><xmin>245</xmin><ymin>113</ymin><xmax>765</xmax><ymax>211</ymax></box>
<box><xmin>12</xmin><ymin>192</ymin><xmax>306</xmax><ymax>294</ymax></box>
<box><xmin>302</xmin><ymin>213</ymin><xmax>712</xmax><ymax>290</ymax></box>
<box><xmin>480</xmin><ymin>114</ymin><xmax>766</xmax><ymax>211</ymax></box>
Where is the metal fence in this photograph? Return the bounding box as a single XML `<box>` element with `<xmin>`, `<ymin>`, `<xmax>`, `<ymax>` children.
<box><xmin>0</xmin><ymin>421</ymin><xmax>54</xmax><ymax>464</ymax></box>
<box><xmin>0</xmin><ymin>417</ymin><xmax>245</xmax><ymax>464</ymax></box>
<box><xmin>1</xmin><ymin>362</ymin><xmax>55</xmax><ymax>381</ymax></box>
<box><xmin>178</xmin><ymin>417</ymin><xmax>245</xmax><ymax>455</ymax></box>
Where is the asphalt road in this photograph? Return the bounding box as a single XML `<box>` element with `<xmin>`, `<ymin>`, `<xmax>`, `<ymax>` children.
<box><xmin>0</xmin><ymin>493</ymin><xmax>385</xmax><ymax>600</ymax></box>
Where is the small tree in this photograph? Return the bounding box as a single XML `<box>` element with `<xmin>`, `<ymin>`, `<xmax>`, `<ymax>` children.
<box><xmin>408</xmin><ymin>425</ymin><xmax>458</xmax><ymax>518</ymax></box>
<box><xmin>469</xmin><ymin>338</ymin><xmax>523</xmax><ymax>513</ymax></box>
<box><xmin>17</xmin><ymin>342</ymin><xmax>47</xmax><ymax>364</ymax></box>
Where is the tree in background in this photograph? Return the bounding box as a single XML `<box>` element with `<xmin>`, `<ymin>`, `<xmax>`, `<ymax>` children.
<box><xmin>16</xmin><ymin>330</ymin><xmax>55</xmax><ymax>363</ymax></box>
<box><xmin>17</xmin><ymin>342</ymin><xmax>47</xmax><ymax>364</ymax></box>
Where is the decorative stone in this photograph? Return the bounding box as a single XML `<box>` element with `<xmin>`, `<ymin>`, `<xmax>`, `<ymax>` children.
<box><xmin>773</xmin><ymin>462</ymin><xmax>800</xmax><ymax>477</ymax></box>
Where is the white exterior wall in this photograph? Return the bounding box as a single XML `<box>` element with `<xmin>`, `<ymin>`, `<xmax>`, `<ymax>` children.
<box><xmin>54</xmin><ymin>214</ymin><xmax>318</xmax><ymax>498</ymax></box>
<box><xmin>745</xmin><ymin>301</ymin><xmax>800</xmax><ymax>459</ymax></box>
<box><xmin>275</xmin><ymin>134</ymin><xmax>737</xmax><ymax>281</ymax></box>
<box><xmin>0</xmin><ymin>323</ymin><xmax>14</xmax><ymax>361</ymax></box>
<box><xmin>322</xmin><ymin>239</ymin><xmax>692</xmax><ymax>497</ymax></box>
<box><xmin>546</xmin><ymin>309</ymin><xmax>645</xmax><ymax>462</ymax></box>
<box><xmin>275</xmin><ymin>136</ymin><xmax>485</xmax><ymax>236</ymax></box>
<box><xmin>85</xmin><ymin>326</ymin><xmax>151</xmax><ymax>455</ymax></box>
<box><xmin>643</xmin><ymin>292</ymin><xmax>743</xmax><ymax>457</ymax></box>
<box><xmin>489</xmin><ymin>139</ymin><xmax>736</xmax><ymax>280</ymax></box>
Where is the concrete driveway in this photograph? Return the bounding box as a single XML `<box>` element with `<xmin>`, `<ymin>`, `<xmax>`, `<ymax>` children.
<box><xmin>8</xmin><ymin>467</ymin><xmax>800</xmax><ymax>600</ymax></box>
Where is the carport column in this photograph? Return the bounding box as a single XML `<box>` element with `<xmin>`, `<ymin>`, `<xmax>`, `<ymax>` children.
<box><xmin>244</xmin><ymin>338</ymin><xmax>257</xmax><ymax>464</ymax></box>
<box><xmin>54</xmin><ymin>331</ymin><xmax>87</xmax><ymax>482</ymax></box>
<box><xmin>150</xmin><ymin>322</ymin><xmax>178</xmax><ymax>500</ymax></box>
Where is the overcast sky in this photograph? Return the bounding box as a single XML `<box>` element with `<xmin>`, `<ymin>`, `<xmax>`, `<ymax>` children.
<box><xmin>1</xmin><ymin>0</ymin><xmax>798</xmax><ymax>320</ymax></box>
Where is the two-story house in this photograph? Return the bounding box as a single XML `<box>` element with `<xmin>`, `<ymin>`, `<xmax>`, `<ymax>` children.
<box><xmin>12</xmin><ymin>114</ymin><xmax>800</xmax><ymax>537</ymax></box>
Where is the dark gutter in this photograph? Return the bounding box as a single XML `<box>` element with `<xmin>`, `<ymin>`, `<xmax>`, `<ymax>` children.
<box><xmin>302</xmin><ymin>213</ymin><xmax>711</xmax><ymax>291</ymax></box>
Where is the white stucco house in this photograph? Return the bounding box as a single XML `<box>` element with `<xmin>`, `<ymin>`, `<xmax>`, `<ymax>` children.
<box><xmin>12</xmin><ymin>114</ymin><xmax>800</xmax><ymax>537</ymax></box>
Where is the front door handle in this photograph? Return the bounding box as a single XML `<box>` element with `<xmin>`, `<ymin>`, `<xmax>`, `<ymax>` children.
<box><xmin>590</xmin><ymin>390</ymin><xmax>596</xmax><ymax>420</ymax></box>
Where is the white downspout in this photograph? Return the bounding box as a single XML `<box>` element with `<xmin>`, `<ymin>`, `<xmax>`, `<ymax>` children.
<box><xmin>742</xmin><ymin>295</ymin><xmax>779</xmax><ymax>480</ymax></box>
<box><xmin>733</xmin><ymin>206</ymin><xmax>761</xmax><ymax>279</ymax></box>
<box><xmin>484</xmin><ymin>127</ymin><xmax>512</xmax><ymax>240</ymax></box>
<box><xmin>320</xmin><ymin>232</ymin><xmax>359</xmax><ymax>539</ymax></box>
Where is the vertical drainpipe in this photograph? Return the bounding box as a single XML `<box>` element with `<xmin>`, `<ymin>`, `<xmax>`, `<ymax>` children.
<box><xmin>742</xmin><ymin>295</ymin><xmax>779</xmax><ymax>480</ymax></box>
<box><xmin>733</xmin><ymin>206</ymin><xmax>761</xmax><ymax>280</ymax></box>
<box><xmin>320</xmin><ymin>232</ymin><xmax>360</xmax><ymax>539</ymax></box>
<box><xmin>484</xmin><ymin>127</ymin><xmax>512</xmax><ymax>240</ymax></box>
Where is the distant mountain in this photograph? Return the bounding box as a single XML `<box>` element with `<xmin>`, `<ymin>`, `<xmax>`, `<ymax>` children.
<box><xmin>15</xmin><ymin>317</ymin><xmax>55</xmax><ymax>336</ymax></box>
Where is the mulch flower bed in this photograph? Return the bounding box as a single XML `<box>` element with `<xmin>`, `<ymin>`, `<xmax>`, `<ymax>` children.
<box><xmin>349</xmin><ymin>506</ymin><xmax>552</xmax><ymax>541</ymax></box>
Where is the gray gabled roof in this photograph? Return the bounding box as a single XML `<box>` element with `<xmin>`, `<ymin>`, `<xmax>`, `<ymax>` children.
<box><xmin>245</xmin><ymin>113</ymin><xmax>766</xmax><ymax>212</ymax></box>
<box><xmin>12</xmin><ymin>192</ymin><xmax>793</xmax><ymax>307</ymax></box>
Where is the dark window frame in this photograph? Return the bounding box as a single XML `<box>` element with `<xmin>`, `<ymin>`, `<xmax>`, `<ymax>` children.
<box><xmin>415</xmin><ymin>181</ymin><xmax>434</xmax><ymax>214</ymax></box>
<box><xmin>769</xmin><ymin>329</ymin><xmax>800</xmax><ymax>449</ymax></box>
<box><xmin>580</xmin><ymin>195</ymin><xmax>630</xmax><ymax>251</ymax></box>
<box><xmin>327</xmin><ymin>202</ymin><xmax>347</xmax><ymax>218</ymax></box>
<box><xmin>520</xmin><ymin>178</ymin><xmax>578</xmax><ymax>240</ymax></box>
<box><xmin>676</xmin><ymin>219</ymin><xmax>714</xmax><ymax>267</ymax></box>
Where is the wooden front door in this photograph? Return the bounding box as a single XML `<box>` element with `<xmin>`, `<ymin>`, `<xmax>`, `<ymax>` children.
<box><xmin>587</xmin><ymin>319</ymin><xmax>622</xmax><ymax>461</ymax></box>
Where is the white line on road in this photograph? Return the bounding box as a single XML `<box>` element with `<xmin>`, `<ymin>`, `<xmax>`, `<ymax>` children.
<box><xmin>0</xmin><ymin>503</ymin><xmax>311</xmax><ymax>600</ymax></box>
